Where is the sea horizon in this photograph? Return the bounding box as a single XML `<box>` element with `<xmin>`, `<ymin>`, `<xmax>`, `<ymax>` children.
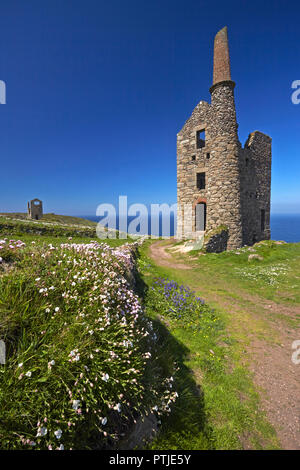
<box><xmin>77</xmin><ymin>212</ymin><xmax>300</xmax><ymax>243</ymax></box>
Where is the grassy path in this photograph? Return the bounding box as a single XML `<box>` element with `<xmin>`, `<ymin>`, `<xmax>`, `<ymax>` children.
<box><xmin>144</xmin><ymin>239</ymin><xmax>300</xmax><ymax>449</ymax></box>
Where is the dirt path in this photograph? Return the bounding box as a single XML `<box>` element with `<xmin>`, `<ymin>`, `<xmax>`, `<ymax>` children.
<box><xmin>149</xmin><ymin>240</ymin><xmax>192</xmax><ymax>270</ymax></box>
<box><xmin>148</xmin><ymin>240</ymin><xmax>300</xmax><ymax>450</ymax></box>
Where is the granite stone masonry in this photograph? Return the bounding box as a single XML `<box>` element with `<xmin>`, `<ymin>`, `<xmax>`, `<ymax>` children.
<box><xmin>177</xmin><ymin>27</ymin><xmax>272</xmax><ymax>251</ymax></box>
<box><xmin>27</xmin><ymin>198</ymin><xmax>43</xmax><ymax>220</ymax></box>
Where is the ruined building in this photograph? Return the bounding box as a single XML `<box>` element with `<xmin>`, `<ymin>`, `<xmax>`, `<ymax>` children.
<box><xmin>27</xmin><ymin>198</ymin><xmax>43</xmax><ymax>220</ymax></box>
<box><xmin>176</xmin><ymin>27</ymin><xmax>271</xmax><ymax>250</ymax></box>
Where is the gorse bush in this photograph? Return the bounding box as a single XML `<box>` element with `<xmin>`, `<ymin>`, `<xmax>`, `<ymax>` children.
<box><xmin>0</xmin><ymin>241</ymin><xmax>176</xmax><ymax>450</ymax></box>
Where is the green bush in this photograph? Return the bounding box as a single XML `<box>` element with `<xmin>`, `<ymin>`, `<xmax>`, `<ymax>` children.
<box><xmin>0</xmin><ymin>241</ymin><xmax>176</xmax><ymax>449</ymax></box>
<box><xmin>0</xmin><ymin>238</ymin><xmax>26</xmax><ymax>264</ymax></box>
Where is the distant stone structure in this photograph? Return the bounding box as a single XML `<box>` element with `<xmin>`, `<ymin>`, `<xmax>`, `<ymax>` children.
<box><xmin>177</xmin><ymin>27</ymin><xmax>272</xmax><ymax>251</ymax></box>
<box><xmin>27</xmin><ymin>198</ymin><xmax>43</xmax><ymax>220</ymax></box>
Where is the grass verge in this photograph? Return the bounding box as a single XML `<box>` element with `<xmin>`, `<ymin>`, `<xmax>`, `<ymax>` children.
<box><xmin>0</xmin><ymin>232</ymin><xmax>174</xmax><ymax>449</ymax></box>
<box><xmin>138</xmin><ymin>241</ymin><xmax>280</xmax><ymax>449</ymax></box>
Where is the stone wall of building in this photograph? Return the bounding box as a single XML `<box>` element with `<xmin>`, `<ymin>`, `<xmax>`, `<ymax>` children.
<box><xmin>177</xmin><ymin>82</ymin><xmax>244</xmax><ymax>250</ymax></box>
<box><xmin>176</xmin><ymin>26</ymin><xmax>272</xmax><ymax>252</ymax></box>
<box><xmin>177</xmin><ymin>100</ymin><xmax>211</xmax><ymax>239</ymax></box>
<box><xmin>203</xmin><ymin>225</ymin><xmax>229</xmax><ymax>253</ymax></box>
<box><xmin>207</xmin><ymin>81</ymin><xmax>243</xmax><ymax>249</ymax></box>
<box><xmin>28</xmin><ymin>199</ymin><xmax>43</xmax><ymax>220</ymax></box>
<box><xmin>239</xmin><ymin>131</ymin><xmax>272</xmax><ymax>245</ymax></box>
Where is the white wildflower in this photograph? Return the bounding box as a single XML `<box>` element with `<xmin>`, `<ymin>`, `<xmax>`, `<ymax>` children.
<box><xmin>36</xmin><ymin>426</ymin><xmax>47</xmax><ymax>437</ymax></box>
<box><xmin>54</xmin><ymin>429</ymin><xmax>62</xmax><ymax>439</ymax></box>
<box><xmin>72</xmin><ymin>400</ymin><xmax>81</xmax><ymax>410</ymax></box>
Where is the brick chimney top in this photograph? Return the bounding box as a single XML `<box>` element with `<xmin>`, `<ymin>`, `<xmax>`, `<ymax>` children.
<box><xmin>212</xmin><ymin>26</ymin><xmax>232</xmax><ymax>86</ymax></box>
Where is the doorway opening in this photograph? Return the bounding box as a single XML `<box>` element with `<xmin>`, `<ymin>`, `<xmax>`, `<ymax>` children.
<box><xmin>195</xmin><ymin>203</ymin><xmax>206</xmax><ymax>231</ymax></box>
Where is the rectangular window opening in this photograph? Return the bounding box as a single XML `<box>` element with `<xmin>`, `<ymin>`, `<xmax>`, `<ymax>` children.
<box><xmin>196</xmin><ymin>129</ymin><xmax>205</xmax><ymax>149</ymax></box>
<box><xmin>261</xmin><ymin>209</ymin><xmax>265</xmax><ymax>232</ymax></box>
<box><xmin>197</xmin><ymin>172</ymin><xmax>206</xmax><ymax>190</ymax></box>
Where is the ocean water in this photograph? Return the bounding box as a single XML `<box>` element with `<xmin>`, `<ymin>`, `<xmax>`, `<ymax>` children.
<box><xmin>81</xmin><ymin>213</ymin><xmax>300</xmax><ymax>243</ymax></box>
<box><xmin>270</xmin><ymin>214</ymin><xmax>300</xmax><ymax>243</ymax></box>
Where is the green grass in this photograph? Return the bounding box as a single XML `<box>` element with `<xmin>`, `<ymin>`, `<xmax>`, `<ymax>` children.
<box><xmin>0</xmin><ymin>213</ymin><xmax>97</xmax><ymax>227</ymax></box>
<box><xmin>137</xmin><ymin>241</ymin><xmax>280</xmax><ymax>450</ymax></box>
<box><xmin>0</xmin><ymin>233</ymin><xmax>127</xmax><ymax>249</ymax></box>
<box><xmin>188</xmin><ymin>240</ymin><xmax>300</xmax><ymax>304</ymax></box>
<box><xmin>1</xmin><ymin>223</ymin><xmax>298</xmax><ymax>450</ymax></box>
<box><xmin>0</xmin><ymin>214</ymin><xmax>133</xmax><ymax>246</ymax></box>
<box><xmin>0</xmin><ymin>234</ymin><xmax>175</xmax><ymax>450</ymax></box>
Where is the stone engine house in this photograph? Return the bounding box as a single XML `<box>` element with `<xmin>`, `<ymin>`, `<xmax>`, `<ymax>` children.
<box><xmin>27</xmin><ymin>198</ymin><xmax>43</xmax><ymax>220</ymax></box>
<box><xmin>177</xmin><ymin>27</ymin><xmax>272</xmax><ymax>250</ymax></box>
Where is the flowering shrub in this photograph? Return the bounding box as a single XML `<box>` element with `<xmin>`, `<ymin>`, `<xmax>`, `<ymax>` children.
<box><xmin>0</xmin><ymin>241</ymin><xmax>176</xmax><ymax>449</ymax></box>
<box><xmin>0</xmin><ymin>238</ymin><xmax>26</xmax><ymax>264</ymax></box>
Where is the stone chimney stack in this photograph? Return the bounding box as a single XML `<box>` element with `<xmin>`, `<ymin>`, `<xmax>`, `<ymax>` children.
<box><xmin>209</xmin><ymin>26</ymin><xmax>238</xmax><ymax>139</ymax></box>
<box><xmin>208</xmin><ymin>27</ymin><xmax>243</xmax><ymax>249</ymax></box>
<box><xmin>176</xmin><ymin>26</ymin><xmax>272</xmax><ymax>251</ymax></box>
<box><xmin>212</xmin><ymin>26</ymin><xmax>231</xmax><ymax>85</ymax></box>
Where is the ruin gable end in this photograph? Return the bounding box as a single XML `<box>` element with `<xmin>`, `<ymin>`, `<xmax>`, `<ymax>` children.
<box><xmin>177</xmin><ymin>27</ymin><xmax>272</xmax><ymax>250</ymax></box>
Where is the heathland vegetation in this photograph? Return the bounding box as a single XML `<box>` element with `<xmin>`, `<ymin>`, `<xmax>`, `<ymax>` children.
<box><xmin>0</xmin><ymin>215</ymin><xmax>299</xmax><ymax>449</ymax></box>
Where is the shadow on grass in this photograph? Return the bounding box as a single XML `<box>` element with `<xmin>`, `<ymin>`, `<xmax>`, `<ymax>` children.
<box><xmin>135</xmin><ymin>270</ymin><xmax>214</xmax><ymax>450</ymax></box>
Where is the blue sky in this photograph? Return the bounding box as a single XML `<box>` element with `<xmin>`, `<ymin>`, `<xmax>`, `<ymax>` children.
<box><xmin>0</xmin><ymin>0</ymin><xmax>299</xmax><ymax>215</ymax></box>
